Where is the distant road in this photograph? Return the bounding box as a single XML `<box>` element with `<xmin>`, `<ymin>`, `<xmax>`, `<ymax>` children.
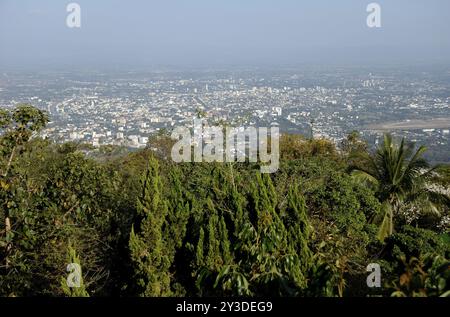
<box><xmin>365</xmin><ymin>118</ymin><xmax>450</xmax><ymax>131</ymax></box>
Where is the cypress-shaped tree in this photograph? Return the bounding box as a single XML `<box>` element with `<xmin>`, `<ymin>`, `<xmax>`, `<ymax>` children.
<box><xmin>192</xmin><ymin>195</ymin><xmax>235</xmax><ymax>295</ymax></box>
<box><xmin>166</xmin><ymin>167</ymin><xmax>190</xmax><ymax>253</ymax></box>
<box><xmin>287</xmin><ymin>185</ymin><xmax>313</xmax><ymax>267</ymax></box>
<box><xmin>129</xmin><ymin>157</ymin><xmax>171</xmax><ymax>296</ymax></box>
<box><xmin>283</xmin><ymin>184</ymin><xmax>314</xmax><ymax>290</ymax></box>
<box><xmin>239</xmin><ymin>173</ymin><xmax>311</xmax><ymax>295</ymax></box>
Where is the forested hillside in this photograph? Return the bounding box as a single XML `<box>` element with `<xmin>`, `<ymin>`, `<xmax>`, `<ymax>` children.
<box><xmin>1</xmin><ymin>105</ymin><xmax>449</xmax><ymax>297</ymax></box>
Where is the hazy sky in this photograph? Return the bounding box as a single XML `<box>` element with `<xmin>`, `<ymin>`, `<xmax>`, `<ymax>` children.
<box><xmin>1</xmin><ymin>0</ymin><xmax>450</xmax><ymax>69</ymax></box>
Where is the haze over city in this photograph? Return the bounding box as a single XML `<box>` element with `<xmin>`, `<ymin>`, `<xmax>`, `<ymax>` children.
<box><xmin>1</xmin><ymin>0</ymin><xmax>450</xmax><ymax>69</ymax></box>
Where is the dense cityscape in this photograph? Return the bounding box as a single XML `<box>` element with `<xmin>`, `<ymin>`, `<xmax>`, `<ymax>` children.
<box><xmin>1</xmin><ymin>66</ymin><xmax>449</xmax><ymax>162</ymax></box>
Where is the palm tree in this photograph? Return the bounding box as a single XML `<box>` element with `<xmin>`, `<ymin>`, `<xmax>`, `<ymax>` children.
<box><xmin>349</xmin><ymin>134</ymin><xmax>449</xmax><ymax>241</ymax></box>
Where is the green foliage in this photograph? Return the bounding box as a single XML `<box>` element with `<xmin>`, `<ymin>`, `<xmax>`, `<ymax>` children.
<box><xmin>193</xmin><ymin>172</ymin><xmax>314</xmax><ymax>296</ymax></box>
<box><xmin>0</xmin><ymin>104</ymin><xmax>48</xmax><ymax>176</ymax></box>
<box><xmin>280</xmin><ymin>134</ymin><xmax>339</xmax><ymax>161</ymax></box>
<box><xmin>389</xmin><ymin>254</ymin><xmax>450</xmax><ymax>297</ymax></box>
<box><xmin>384</xmin><ymin>226</ymin><xmax>450</xmax><ymax>260</ymax></box>
<box><xmin>2</xmin><ymin>105</ymin><xmax>449</xmax><ymax>298</ymax></box>
<box><xmin>0</xmin><ymin>113</ymin><xmax>117</xmax><ymax>296</ymax></box>
<box><xmin>129</xmin><ymin>156</ymin><xmax>173</xmax><ymax>296</ymax></box>
<box><xmin>350</xmin><ymin>133</ymin><xmax>449</xmax><ymax>241</ymax></box>
<box><xmin>341</xmin><ymin>131</ymin><xmax>368</xmax><ymax>166</ymax></box>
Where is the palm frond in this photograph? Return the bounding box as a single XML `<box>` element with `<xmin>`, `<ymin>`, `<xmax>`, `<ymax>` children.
<box><xmin>350</xmin><ymin>170</ymin><xmax>379</xmax><ymax>189</ymax></box>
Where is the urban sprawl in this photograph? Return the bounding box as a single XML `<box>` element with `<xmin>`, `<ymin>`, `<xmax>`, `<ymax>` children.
<box><xmin>0</xmin><ymin>67</ymin><xmax>449</xmax><ymax>162</ymax></box>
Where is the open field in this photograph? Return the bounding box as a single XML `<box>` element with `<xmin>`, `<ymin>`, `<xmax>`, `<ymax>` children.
<box><xmin>365</xmin><ymin>117</ymin><xmax>450</xmax><ymax>131</ymax></box>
